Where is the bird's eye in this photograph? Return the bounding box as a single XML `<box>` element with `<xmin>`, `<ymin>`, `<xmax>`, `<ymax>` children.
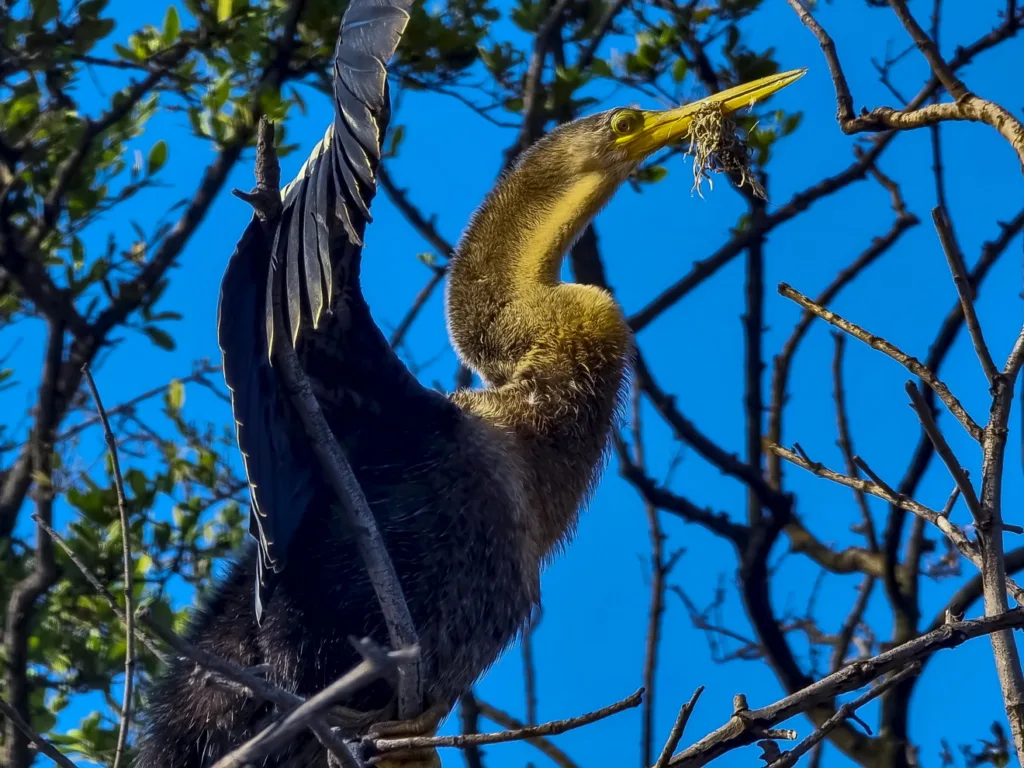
<box><xmin>612</xmin><ymin>111</ymin><xmax>639</xmax><ymax>136</ymax></box>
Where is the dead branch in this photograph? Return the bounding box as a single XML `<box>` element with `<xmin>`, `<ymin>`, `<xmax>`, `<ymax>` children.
<box><xmin>210</xmin><ymin>643</ymin><xmax>417</xmax><ymax>768</ymax></box>
<box><xmin>932</xmin><ymin>206</ymin><xmax>998</xmax><ymax>383</ymax></box>
<box><xmin>830</xmin><ymin>576</ymin><xmax>876</xmax><ymax>673</ymax></box>
<box><xmin>777</xmin><ymin>282</ymin><xmax>982</xmax><ymax>440</ymax></box>
<box><xmin>786</xmin><ymin>0</ymin><xmax>1024</xmax><ymax>167</ymax></box>
<box><xmin>831</xmin><ymin>334</ymin><xmax>878</xmax><ymax>551</ymax></box>
<box><xmin>766</xmin><ymin>443</ymin><xmax>1024</xmax><ymax>603</ymax></box>
<box><xmin>475</xmin><ymin>700</ymin><xmax>580</xmax><ymax>768</ymax></box>
<box><xmin>904</xmin><ymin>381</ymin><xmax>983</xmax><ymax>520</ymax></box>
<box><xmin>632</xmin><ymin>383</ymin><xmax>673</xmax><ymax>767</ymax></box>
<box><xmin>458</xmin><ymin>694</ymin><xmax>486</xmax><ymax>768</ymax></box>
<box><xmin>374</xmin><ymin>689</ymin><xmax>643</xmax><ymax>756</ymax></box>
<box><xmin>655</xmin><ymin>688</ymin><xmax>705</xmax><ymax>768</ymax></box>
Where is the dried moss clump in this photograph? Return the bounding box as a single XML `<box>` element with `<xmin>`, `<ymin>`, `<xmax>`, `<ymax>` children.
<box><xmin>684</xmin><ymin>101</ymin><xmax>766</xmax><ymax>201</ymax></box>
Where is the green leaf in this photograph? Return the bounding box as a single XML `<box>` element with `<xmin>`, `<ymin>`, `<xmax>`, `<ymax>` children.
<box><xmin>387</xmin><ymin>124</ymin><xmax>405</xmax><ymax>156</ymax></box>
<box><xmin>217</xmin><ymin>0</ymin><xmax>233</xmax><ymax>23</ymax></box>
<box><xmin>646</xmin><ymin>166</ymin><xmax>668</xmax><ymax>183</ymax></box>
<box><xmin>590</xmin><ymin>58</ymin><xmax>612</xmax><ymax>78</ymax></box>
<box><xmin>147</xmin><ymin>140</ymin><xmax>168</xmax><ymax>174</ymax></box>
<box><xmin>163</xmin><ymin>6</ymin><xmax>180</xmax><ymax>44</ymax></box>
<box><xmin>71</xmin><ymin>237</ymin><xmax>85</xmax><ymax>269</ymax></box>
<box><xmin>671</xmin><ymin>58</ymin><xmax>688</xmax><ymax>84</ymax></box>
<box><xmin>142</xmin><ymin>326</ymin><xmax>175</xmax><ymax>351</ymax></box>
<box><xmin>166</xmin><ymin>378</ymin><xmax>185</xmax><ymax>411</ymax></box>
<box><xmin>782</xmin><ymin>112</ymin><xmax>803</xmax><ymax>136</ymax></box>
<box><xmin>126</xmin><ymin>468</ymin><xmax>148</xmax><ymax>499</ymax></box>
<box><xmin>31</xmin><ymin>0</ymin><xmax>59</xmax><ymax>25</ymax></box>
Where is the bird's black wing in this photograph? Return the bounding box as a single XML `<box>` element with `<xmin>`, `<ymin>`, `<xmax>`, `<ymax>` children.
<box><xmin>218</xmin><ymin>0</ymin><xmax>415</xmax><ymax>621</ymax></box>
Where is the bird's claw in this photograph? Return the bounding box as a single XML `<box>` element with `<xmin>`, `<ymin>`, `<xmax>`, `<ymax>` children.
<box><xmin>363</xmin><ymin>703</ymin><xmax>447</xmax><ymax>768</ymax></box>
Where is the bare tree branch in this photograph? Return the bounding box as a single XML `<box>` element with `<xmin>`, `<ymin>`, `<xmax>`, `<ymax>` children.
<box><xmin>778</xmin><ymin>282</ymin><xmax>982</xmax><ymax>440</ymax></box>
<box><xmin>475</xmin><ymin>700</ymin><xmax>580</xmax><ymax>768</ymax></box>
<box><xmin>765</xmin><ymin>664</ymin><xmax>922</xmax><ymax>768</ymax></box>
<box><xmin>932</xmin><ymin>206</ymin><xmax>998</xmax><ymax>383</ymax></box>
<box><xmin>768</xmin><ymin>443</ymin><xmax>1024</xmax><ymax>604</ymax></box>
<box><xmin>375</xmin><ymin>689</ymin><xmax>643</xmax><ymax>755</ymax></box>
<box><xmin>655</xmin><ymin>688</ymin><xmax>704</xmax><ymax>768</ymax></box>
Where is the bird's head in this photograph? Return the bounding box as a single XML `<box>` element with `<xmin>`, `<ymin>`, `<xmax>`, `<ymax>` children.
<box><xmin>519</xmin><ymin>67</ymin><xmax>807</xmax><ymax>192</ymax></box>
<box><xmin>453</xmin><ymin>67</ymin><xmax>806</xmax><ymax>296</ymax></box>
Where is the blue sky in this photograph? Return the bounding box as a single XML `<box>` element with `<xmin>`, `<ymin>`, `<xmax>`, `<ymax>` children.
<box><xmin>4</xmin><ymin>0</ymin><xmax>1024</xmax><ymax>765</ymax></box>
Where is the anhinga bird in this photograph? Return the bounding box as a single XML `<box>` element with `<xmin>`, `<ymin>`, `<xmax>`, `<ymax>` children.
<box><xmin>135</xmin><ymin>0</ymin><xmax>803</xmax><ymax>764</ymax></box>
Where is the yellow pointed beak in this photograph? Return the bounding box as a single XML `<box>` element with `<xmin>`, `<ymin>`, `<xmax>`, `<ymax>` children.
<box><xmin>620</xmin><ymin>68</ymin><xmax>807</xmax><ymax>159</ymax></box>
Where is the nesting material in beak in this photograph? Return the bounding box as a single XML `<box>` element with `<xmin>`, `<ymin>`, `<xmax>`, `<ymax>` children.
<box><xmin>623</xmin><ymin>68</ymin><xmax>807</xmax><ymax>199</ymax></box>
<box><xmin>685</xmin><ymin>101</ymin><xmax>765</xmax><ymax>200</ymax></box>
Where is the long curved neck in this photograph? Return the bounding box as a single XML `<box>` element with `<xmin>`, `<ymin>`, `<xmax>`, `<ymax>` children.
<box><xmin>445</xmin><ymin>151</ymin><xmax>633</xmax><ymax>559</ymax></box>
<box><xmin>446</xmin><ymin>153</ymin><xmax>623</xmax><ymax>385</ymax></box>
<box><xmin>456</xmin><ymin>167</ymin><xmax>607</xmax><ymax>289</ymax></box>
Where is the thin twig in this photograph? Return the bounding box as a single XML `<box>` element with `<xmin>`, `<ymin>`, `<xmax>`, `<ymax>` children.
<box><xmin>932</xmin><ymin>206</ymin><xmax>998</xmax><ymax>383</ymax></box>
<box><xmin>830</xmin><ymin>576</ymin><xmax>875</xmax><ymax>673</ymax></box>
<box><xmin>459</xmin><ymin>694</ymin><xmax>486</xmax><ymax>768</ymax></box>
<box><xmin>654</xmin><ymin>687</ymin><xmax>705</xmax><ymax>768</ymax></box>
<box><xmin>389</xmin><ymin>268</ymin><xmax>447</xmax><ymax>349</ymax></box>
<box><xmin>475</xmin><ymin>701</ymin><xmax>580</xmax><ymax>768</ymax></box>
<box><xmin>904</xmin><ymin>381</ymin><xmax>983</xmax><ymax>521</ymax></box>
<box><xmin>831</xmin><ymin>333</ymin><xmax>878</xmax><ymax>551</ymax></box>
<box><xmin>633</xmin><ymin>384</ymin><xmax>669</xmax><ymax>768</ymax></box>
<box><xmin>81</xmin><ymin>365</ymin><xmax>135</xmax><ymax>768</ymax></box>
<box><xmin>375</xmin><ymin>689</ymin><xmax>644</xmax><ymax>754</ymax></box>
<box><xmin>777</xmin><ymin>282</ymin><xmax>982</xmax><ymax>440</ymax></box>
<box><xmin>766</xmin><ymin>203</ymin><xmax>918</xmax><ymax>496</ymax></box>
<box><xmin>522</xmin><ymin>606</ymin><xmax>542</xmax><ymax>727</ymax></box>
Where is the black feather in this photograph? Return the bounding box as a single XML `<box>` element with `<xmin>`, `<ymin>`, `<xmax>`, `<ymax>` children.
<box><xmin>216</xmin><ymin>218</ymin><xmax>316</xmax><ymax>622</ymax></box>
<box><xmin>217</xmin><ymin>0</ymin><xmax>414</xmax><ymax>623</ymax></box>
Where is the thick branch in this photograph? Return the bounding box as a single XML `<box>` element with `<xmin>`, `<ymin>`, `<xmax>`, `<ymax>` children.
<box><xmin>1</xmin><ymin>323</ymin><xmax>62</xmax><ymax>768</ymax></box>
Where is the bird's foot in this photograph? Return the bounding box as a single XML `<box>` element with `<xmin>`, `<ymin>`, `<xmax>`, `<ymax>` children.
<box><xmin>364</xmin><ymin>703</ymin><xmax>447</xmax><ymax>768</ymax></box>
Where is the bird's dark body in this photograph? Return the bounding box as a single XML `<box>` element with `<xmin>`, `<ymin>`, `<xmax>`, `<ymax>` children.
<box><xmin>131</xmin><ymin>0</ymin><xmax>671</xmax><ymax>762</ymax></box>
<box><xmin>134</xmin><ymin>227</ymin><xmax>541</xmax><ymax>766</ymax></box>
